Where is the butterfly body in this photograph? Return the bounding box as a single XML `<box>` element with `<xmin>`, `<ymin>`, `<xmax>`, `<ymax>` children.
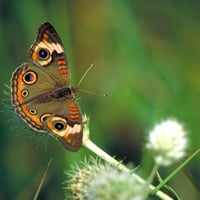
<box><xmin>11</xmin><ymin>22</ymin><xmax>83</xmax><ymax>151</ymax></box>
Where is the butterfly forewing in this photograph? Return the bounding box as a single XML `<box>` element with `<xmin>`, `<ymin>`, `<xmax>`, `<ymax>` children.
<box><xmin>29</xmin><ymin>22</ymin><xmax>70</xmax><ymax>86</ymax></box>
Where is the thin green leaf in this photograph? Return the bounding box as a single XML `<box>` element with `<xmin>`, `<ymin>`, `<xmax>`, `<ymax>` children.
<box><xmin>152</xmin><ymin>148</ymin><xmax>200</xmax><ymax>195</ymax></box>
<box><xmin>33</xmin><ymin>158</ymin><xmax>52</xmax><ymax>200</ymax></box>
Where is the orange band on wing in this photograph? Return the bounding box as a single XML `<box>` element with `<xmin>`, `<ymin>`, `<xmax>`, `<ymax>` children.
<box><xmin>59</xmin><ymin>68</ymin><xmax>68</xmax><ymax>75</ymax></box>
<box><xmin>43</xmin><ymin>33</ymin><xmax>48</xmax><ymax>39</ymax></box>
<box><xmin>69</xmin><ymin>114</ymin><xmax>80</xmax><ymax>120</ymax></box>
<box><xmin>21</xmin><ymin>105</ymin><xmax>42</xmax><ymax>127</ymax></box>
<box><xmin>46</xmin><ymin>120</ymin><xmax>54</xmax><ymax>131</ymax></box>
<box><xmin>56</xmin><ymin>59</ymin><xmax>66</xmax><ymax>66</ymax></box>
<box><xmin>32</xmin><ymin>52</ymin><xmax>37</xmax><ymax>60</ymax></box>
<box><xmin>69</xmin><ymin>107</ymin><xmax>78</xmax><ymax>112</ymax></box>
<box><xmin>15</xmin><ymin>69</ymin><xmax>26</xmax><ymax>105</ymax></box>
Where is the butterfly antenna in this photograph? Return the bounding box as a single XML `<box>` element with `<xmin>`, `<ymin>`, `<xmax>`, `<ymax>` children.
<box><xmin>77</xmin><ymin>62</ymin><xmax>95</xmax><ymax>88</ymax></box>
<box><xmin>77</xmin><ymin>62</ymin><xmax>109</xmax><ymax>97</ymax></box>
<box><xmin>79</xmin><ymin>89</ymin><xmax>109</xmax><ymax>97</ymax></box>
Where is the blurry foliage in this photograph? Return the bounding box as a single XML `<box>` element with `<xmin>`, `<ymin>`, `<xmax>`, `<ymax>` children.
<box><xmin>0</xmin><ymin>0</ymin><xmax>200</xmax><ymax>199</ymax></box>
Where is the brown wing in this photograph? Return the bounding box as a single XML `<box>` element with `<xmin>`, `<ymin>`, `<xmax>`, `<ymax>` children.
<box><xmin>29</xmin><ymin>22</ymin><xmax>70</xmax><ymax>86</ymax></box>
<box><xmin>43</xmin><ymin>98</ymin><xmax>83</xmax><ymax>152</ymax></box>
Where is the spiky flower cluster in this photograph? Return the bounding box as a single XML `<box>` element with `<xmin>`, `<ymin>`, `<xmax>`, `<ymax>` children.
<box><xmin>146</xmin><ymin>119</ymin><xmax>188</xmax><ymax>166</ymax></box>
<box><xmin>65</xmin><ymin>159</ymin><xmax>146</xmax><ymax>200</ymax></box>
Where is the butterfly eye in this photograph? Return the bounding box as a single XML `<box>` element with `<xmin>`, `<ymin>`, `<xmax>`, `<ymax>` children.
<box><xmin>29</xmin><ymin>108</ymin><xmax>37</xmax><ymax>115</ymax></box>
<box><xmin>45</xmin><ymin>116</ymin><xmax>67</xmax><ymax>135</ymax></box>
<box><xmin>54</xmin><ymin>121</ymin><xmax>65</xmax><ymax>130</ymax></box>
<box><xmin>23</xmin><ymin>71</ymin><xmax>37</xmax><ymax>85</ymax></box>
<box><xmin>38</xmin><ymin>48</ymin><xmax>50</xmax><ymax>59</ymax></box>
<box><xmin>22</xmin><ymin>89</ymin><xmax>29</xmax><ymax>97</ymax></box>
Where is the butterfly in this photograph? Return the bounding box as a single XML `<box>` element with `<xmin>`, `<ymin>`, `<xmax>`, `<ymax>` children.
<box><xmin>11</xmin><ymin>22</ymin><xmax>83</xmax><ymax>151</ymax></box>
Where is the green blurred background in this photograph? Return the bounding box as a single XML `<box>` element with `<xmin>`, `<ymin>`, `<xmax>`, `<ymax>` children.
<box><xmin>0</xmin><ymin>0</ymin><xmax>200</xmax><ymax>199</ymax></box>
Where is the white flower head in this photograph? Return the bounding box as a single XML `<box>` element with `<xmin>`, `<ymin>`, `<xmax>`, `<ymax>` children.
<box><xmin>65</xmin><ymin>158</ymin><xmax>147</xmax><ymax>200</ymax></box>
<box><xmin>146</xmin><ymin>119</ymin><xmax>188</xmax><ymax>166</ymax></box>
